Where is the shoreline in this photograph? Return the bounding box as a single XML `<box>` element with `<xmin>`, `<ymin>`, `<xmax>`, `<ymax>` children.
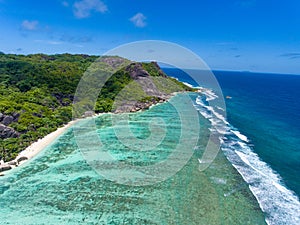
<box><xmin>0</xmin><ymin>89</ymin><xmax>269</xmax><ymax>224</ymax></box>
<box><xmin>0</xmin><ymin>92</ymin><xmax>184</xmax><ymax>175</ymax></box>
<box><xmin>0</xmin><ymin>119</ymin><xmax>79</xmax><ymax>175</ymax></box>
<box><xmin>18</xmin><ymin>120</ymin><xmax>79</xmax><ymax>161</ymax></box>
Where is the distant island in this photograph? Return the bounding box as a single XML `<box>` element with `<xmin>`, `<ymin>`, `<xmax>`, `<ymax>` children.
<box><xmin>0</xmin><ymin>53</ymin><xmax>192</xmax><ymax>169</ymax></box>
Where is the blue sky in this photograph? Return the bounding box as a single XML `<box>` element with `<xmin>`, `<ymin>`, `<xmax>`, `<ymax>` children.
<box><xmin>0</xmin><ymin>0</ymin><xmax>300</xmax><ymax>74</ymax></box>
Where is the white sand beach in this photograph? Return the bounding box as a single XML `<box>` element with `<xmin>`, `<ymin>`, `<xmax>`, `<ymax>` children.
<box><xmin>0</xmin><ymin>119</ymin><xmax>79</xmax><ymax>175</ymax></box>
<box><xmin>16</xmin><ymin>120</ymin><xmax>78</xmax><ymax>165</ymax></box>
<box><xmin>0</xmin><ymin>98</ymin><xmax>173</xmax><ymax>174</ymax></box>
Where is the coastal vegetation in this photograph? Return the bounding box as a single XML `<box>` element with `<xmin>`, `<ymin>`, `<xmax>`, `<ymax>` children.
<box><xmin>0</xmin><ymin>53</ymin><xmax>192</xmax><ymax>162</ymax></box>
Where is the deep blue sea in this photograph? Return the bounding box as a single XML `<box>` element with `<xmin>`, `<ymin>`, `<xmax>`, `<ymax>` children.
<box><xmin>163</xmin><ymin>68</ymin><xmax>300</xmax><ymax>224</ymax></box>
<box><xmin>214</xmin><ymin>71</ymin><xmax>300</xmax><ymax>196</ymax></box>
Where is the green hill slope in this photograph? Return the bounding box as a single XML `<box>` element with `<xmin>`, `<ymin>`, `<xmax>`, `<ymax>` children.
<box><xmin>0</xmin><ymin>53</ymin><xmax>192</xmax><ymax>162</ymax></box>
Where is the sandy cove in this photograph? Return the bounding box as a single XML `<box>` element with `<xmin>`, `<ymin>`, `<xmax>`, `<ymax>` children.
<box><xmin>0</xmin><ymin>119</ymin><xmax>79</xmax><ymax>174</ymax></box>
<box><xmin>18</xmin><ymin>120</ymin><xmax>79</xmax><ymax>161</ymax></box>
<box><xmin>0</xmin><ymin>92</ymin><xmax>186</xmax><ymax>175</ymax></box>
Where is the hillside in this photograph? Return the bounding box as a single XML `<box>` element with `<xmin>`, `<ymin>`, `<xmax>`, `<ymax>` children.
<box><xmin>0</xmin><ymin>53</ymin><xmax>192</xmax><ymax>162</ymax></box>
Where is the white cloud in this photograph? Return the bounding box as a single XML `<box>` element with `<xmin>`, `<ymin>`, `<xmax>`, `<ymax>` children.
<box><xmin>130</xmin><ymin>13</ymin><xmax>147</xmax><ymax>28</ymax></box>
<box><xmin>73</xmin><ymin>0</ymin><xmax>107</xmax><ymax>19</ymax></box>
<box><xmin>21</xmin><ymin>20</ymin><xmax>39</xmax><ymax>31</ymax></box>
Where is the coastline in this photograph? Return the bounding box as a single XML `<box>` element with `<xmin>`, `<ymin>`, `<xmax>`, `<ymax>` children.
<box><xmin>0</xmin><ymin>119</ymin><xmax>79</xmax><ymax>174</ymax></box>
<box><xmin>18</xmin><ymin>120</ymin><xmax>79</xmax><ymax>161</ymax></box>
<box><xmin>0</xmin><ymin>90</ymin><xmax>268</xmax><ymax>224</ymax></box>
<box><xmin>1</xmin><ymin>71</ymin><xmax>299</xmax><ymax>223</ymax></box>
<box><xmin>0</xmin><ymin>91</ymin><xmax>185</xmax><ymax>175</ymax></box>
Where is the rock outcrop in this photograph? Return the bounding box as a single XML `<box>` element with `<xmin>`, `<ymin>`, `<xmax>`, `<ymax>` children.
<box><xmin>2</xmin><ymin>115</ymin><xmax>14</xmax><ymax>126</ymax></box>
<box><xmin>112</xmin><ymin>62</ymin><xmax>172</xmax><ymax>113</ymax></box>
<box><xmin>125</xmin><ymin>63</ymin><xmax>150</xmax><ymax>79</ymax></box>
<box><xmin>16</xmin><ymin>156</ymin><xmax>28</xmax><ymax>164</ymax></box>
<box><xmin>0</xmin><ymin>164</ymin><xmax>12</xmax><ymax>172</ymax></box>
<box><xmin>0</xmin><ymin>112</ymin><xmax>20</xmax><ymax>125</ymax></box>
<box><xmin>150</xmin><ymin>61</ymin><xmax>167</xmax><ymax>77</ymax></box>
<box><xmin>0</xmin><ymin>156</ymin><xmax>29</xmax><ymax>174</ymax></box>
<box><xmin>0</xmin><ymin>113</ymin><xmax>20</xmax><ymax>138</ymax></box>
<box><xmin>100</xmin><ymin>56</ymin><xmax>129</xmax><ymax>70</ymax></box>
<box><xmin>124</xmin><ymin>62</ymin><xmax>169</xmax><ymax>98</ymax></box>
<box><xmin>0</xmin><ymin>124</ymin><xmax>19</xmax><ymax>138</ymax></box>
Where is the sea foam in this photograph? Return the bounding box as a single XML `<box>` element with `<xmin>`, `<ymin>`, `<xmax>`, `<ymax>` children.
<box><xmin>194</xmin><ymin>91</ymin><xmax>300</xmax><ymax>225</ymax></box>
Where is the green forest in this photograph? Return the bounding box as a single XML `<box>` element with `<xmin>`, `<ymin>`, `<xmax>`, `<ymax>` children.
<box><xmin>0</xmin><ymin>53</ymin><xmax>192</xmax><ymax>162</ymax></box>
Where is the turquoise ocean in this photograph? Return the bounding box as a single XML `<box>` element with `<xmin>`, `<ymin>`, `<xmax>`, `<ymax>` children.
<box><xmin>0</xmin><ymin>69</ymin><xmax>299</xmax><ymax>224</ymax></box>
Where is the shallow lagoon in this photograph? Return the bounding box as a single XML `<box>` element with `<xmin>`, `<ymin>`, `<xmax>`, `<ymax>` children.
<box><xmin>0</xmin><ymin>94</ymin><xmax>265</xmax><ymax>224</ymax></box>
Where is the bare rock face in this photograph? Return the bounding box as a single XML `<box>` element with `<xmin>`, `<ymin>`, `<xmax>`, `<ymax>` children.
<box><xmin>12</xmin><ymin>112</ymin><xmax>20</xmax><ymax>122</ymax></box>
<box><xmin>98</xmin><ymin>56</ymin><xmax>129</xmax><ymax>70</ymax></box>
<box><xmin>0</xmin><ymin>112</ymin><xmax>20</xmax><ymax>138</ymax></box>
<box><xmin>136</xmin><ymin>76</ymin><xmax>167</xmax><ymax>98</ymax></box>
<box><xmin>125</xmin><ymin>63</ymin><xmax>150</xmax><ymax>79</ymax></box>
<box><xmin>0</xmin><ymin>164</ymin><xmax>11</xmax><ymax>172</ymax></box>
<box><xmin>0</xmin><ymin>124</ymin><xmax>20</xmax><ymax>138</ymax></box>
<box><xmin>0</xmin><ymin>112</ymin><xmax>20</xmax><ymax>126</ymax></box>
<box><xmin>150</xmin><ymin>61</ymin><xmax>167</xmax><ymax>77</ymax></box>
<box><xmin>17</xmin><ymin>156</ymin><xmax>28</xmax><ymax>164</ymax></box>
<box><xmin>8</xmin><ymin>160</ymin><xmax>17</xmax><ymax>166</ymax></box>
<box><xmin>111</xmin><ymin>62</ymin><xmax>171</xmax><ymax>114</ymax></box>
<box><xmin>2</xmin><ymin>116</ymin><xmax>14</xmax><ymax>126</ymax></box>
<box><xmin>83</xmin><ymin>111</ymin><xmax>94</xmax><ymax>117</ymax></box>
<box><xmin>124</xmin><ymin>62</ymin><xmax>167</xmax><ymax>98</ymax></box>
